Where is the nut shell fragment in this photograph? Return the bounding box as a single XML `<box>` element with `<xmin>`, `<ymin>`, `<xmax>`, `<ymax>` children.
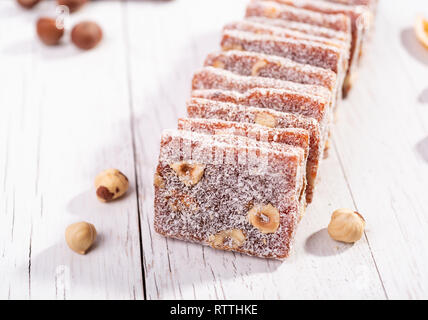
<box><xmin>248</xmin><ymin>204</ymin><xmax>280</xmax><ymax>234</ymax></box>
<box><xmin>328</xmin><ymin>208</ymin><xmax>365</xmax><ymax>243</ymax></box>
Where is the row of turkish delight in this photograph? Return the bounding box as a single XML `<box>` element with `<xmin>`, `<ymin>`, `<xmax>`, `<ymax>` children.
<box><xmin>154</xmin><ymin>0</ymin><xmax>377</xmax><ymax>260</ymax></box>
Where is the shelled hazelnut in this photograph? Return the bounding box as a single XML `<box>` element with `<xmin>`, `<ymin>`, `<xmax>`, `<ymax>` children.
<box><xmin>95</xmin><ymin>169</ymin><xmax>129</xmax><ymax>202</ymax></box>
<box><xmin>71</xmin><ymin>21</ymin><xmax>103</xmax><ymax>50</ymax></box>
<box><xmin>57</xmin><ymin>0</ymin><xmax>88</xmax><ymax>13</ymax></box>
<box><xmin>16</xmin><ymin>0</ymin><xmax>41</xmax><ymax>9</ymax></box>
<box><xmin>248</xmin><ymin>204</ymin><xmax>280</xmax><ymax>234</ymax></box>
<box><xmin>328</xmin><ymin>208</ymin><xmax>365</xmax><ymax>243</ymax></box>
<box><xmin>36</xmin><ymin>17</ymin><xmax>64</xmax><ymax>46</ymax></box>
<box><xmin>65</xmin><ymin>222</ymin><xmax>97</xmax><ymax>255</ymax></box>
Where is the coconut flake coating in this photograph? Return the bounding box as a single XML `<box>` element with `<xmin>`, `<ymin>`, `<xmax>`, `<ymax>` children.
<box><xmin>205</xmin><ymin>50</ymin><xmax>337</xmax><ymax>90</ymax></box>
<box><xmin>192</xmin><ymin>66</ymin><xmax>331</xmax><ymax>99</ymax></box>
<box><xmin>246</xmin><ymin>1</ymin><xmax>352</xmax><ymax>33</ymax></box>
<box><xmin>260</xmin><ymin>0</ymin><xmax>370</xmax><ymax>94</ymax></box>
<box><xmin>246</xmin><ymin>16</ymin><xmax>351</xmax><ymax>43</ymax></box>
<box><xmin>221</xmin><ymin>30</ymin><xmax>347</xmax><ymax>75</ymax></box>
<box><xmin>186</xmin><ymin>98</ymin><xmax>323</xmax><ymax>202</ymax></box>
<box><xmin>224</xmin><ymin>20</ymin><xmax>347</xmax><ymax>50</ymax></box>
<box><xmin>191</xmin><ymin>88</ymin><xmax>330</xmax><ymax>150</ymax></box>
<box><xmin>177</xmin><ymin>117</ymin><xmax>309</xmax><ymax>213</ymax></box>
<box><xmin>154</xmin><ymin>129</ymin><xmax>306</xmax><ymax>259</ymax></box>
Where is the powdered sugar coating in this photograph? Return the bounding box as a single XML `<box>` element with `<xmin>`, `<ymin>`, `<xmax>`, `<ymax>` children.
<box><xmin>246</xmin><ymin>1</ymin><xmax>352</xmax><ymax>33</ymax></box>
<box><xmin>221</xmin><ymin>30</ymin><xmax>346</xmax><ymax>75</ymax></box>
<box><xmin>154</xmin><ymin>129</ymin><xmax>306</xmax><ymax>259</ymax></box>
<box><xmin>186</xmin><ymin>98</ymin><xmax>323</xmax><ymax>202</ymax></box>
<box><xmin>205</xmin><ymin>50</ymin><xmax>337</xmax><ymax>90</ymax></box>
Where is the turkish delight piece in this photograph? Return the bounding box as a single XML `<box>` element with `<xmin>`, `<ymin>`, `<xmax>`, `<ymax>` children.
<box><xmin>205</xmin><ymin>50</ymin><xmax>337</xmax><ymax>91</ymax></box>
<box><xmin>246</xmin><ymin>1</ymin><xmax>352</xmax><ymax>33</ymax></box>
<box><xmin>192</xmin><ymin>66</ymin><xmax>335</xmax><ymax>124</ymax></box>
<box><xmin>186</xmin><ymin>98</ymin><xmax>323</xmax><ymax>202</ymax></box>
<box><xmin>192</xmin><ymin>87</ymin><xmax>330</xmax><ymax>149</ymax></box>
<box><xmin>192</xmin><ymin>66</ymin><xmax>331</xmax><ymax>100</ymax></box>
<box><xmin>221</xmin><ymin>30</ymin><xmax>348</xmax><ymax>98</ymax></box>
<box><xmin>246</xmin><ymin>16</ymin><xmax>351</xmax><ymax>44</ymax></box>
<box><xmin>224</xmin><ymin>20</ymin><xmax>348</xmax><ymax>51</ymax></box>
<box><xmin>257</xmin><ymin>0</ymin><xmax>371</xmax><ymax>95</ymax></box>
<box><xmin>154</xmin><ymin>129</ymin><xmax>306</xmax><ymax>259</ymax></box>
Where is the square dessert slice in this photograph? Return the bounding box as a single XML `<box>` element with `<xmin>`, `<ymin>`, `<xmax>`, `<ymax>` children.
<box><xmin>256</xmin><ymin>0</ymin><xmax>371</xmax><ymax>95</ymax></box>
<box><xmin>246</xmin><ymin>16</ymin><xmax>351</xmax><ymax>44</ymax></box>
<box><xmin>177</xmin><ymin>117</ymin><xmax>309</xmax><ymax>215</ymax></box>
<box><xmin>221</xmin><ymin>30</ymin><xmax>348</xmax><ymax>103</ymax></box>
<box><xmin>154</xmin><ymin>129</ymin><xmax>306</xmax><ymax>259</ymax></box>
<box><xmin>192</xmin><ymin>66</ymin><xmax>332</xmax><ymax>109</ymax></box>
<box><xmin>186</xmin><ymin>98</ymin><xmax>323</xmax><ymax>202</ymax></box>
<box><xmin>246</xmin><ymin>1</ymin><xmax>351</xmax><ymax>34</ymax></box>
<box><xmin>191</xmin><ymin>88</ymin><xmax>330</xmax><ymax>153</ymax></box>
<box><xmin>204</xmin><ymin>50</ymin><xmax>337</xmax><ymax>92</ymax></box>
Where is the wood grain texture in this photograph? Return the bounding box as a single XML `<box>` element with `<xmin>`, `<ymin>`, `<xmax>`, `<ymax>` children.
<box><xmin>1</xmin><ymin>0</ymin><xmax>428</xmax><ymax>299</ymax></box>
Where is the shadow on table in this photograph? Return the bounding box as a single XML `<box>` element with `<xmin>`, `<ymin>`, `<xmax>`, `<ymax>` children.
<box><xmin>19</xmin><ymin>237</ymin><xmax>143</xmax><ymax>299</ymax></box>
<box><xmin>304</xmin><ymin>228</ymin><xmax>352</xmax><ymax>257</ymax></box>
<box><xmin>400</xmin><ymin>27</ymin><xmax>428</xmax><ymax>67</ymax></box>
<box><xmin>416</xmin><ymin>136</ymin><xmax>428</xmax><ymax>163</ymax></box>
<box><xmin>418</xmin><ymin>87</ymin><xmax>428</xmax><ymax>104</ymax></box>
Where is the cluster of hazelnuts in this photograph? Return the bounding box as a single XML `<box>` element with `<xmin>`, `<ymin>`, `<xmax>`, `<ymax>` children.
<box><xmin>66</xmin><ymin>169</ymin><xmax>130</xmax><ymax>255</ymax></box>
<box><xmin>17</xmin><ymin>0</ymin><xmax>102</xmax><ymax>50</ymax></box>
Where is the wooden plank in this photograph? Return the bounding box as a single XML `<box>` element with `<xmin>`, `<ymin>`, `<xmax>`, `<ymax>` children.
<box><xmin>333</xmin><ymin>0</ymin><xmax>428</xmax><ymax>299</ymax></box>
<box><xmin>125</xmin><ymin>0</ymin><xmax>386</xmax><ymax>299</ymax></box>
<box><xmin>0</xmin><ymin>1</ymin><xmax>144</xmax><ymax>299</ymax></box>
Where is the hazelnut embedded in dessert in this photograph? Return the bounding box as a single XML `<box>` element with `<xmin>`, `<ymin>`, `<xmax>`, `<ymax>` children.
<box><xmin>212</xmin><ymin>60</ymin><xmax>225</xmax><ymax>69</ymax></box>
<box><xmin>170</xmin><ymin>161</ymin><xmax>205</xmax><ymax>186</ymax></box>
<box><xmin>36</xmin><ymin>17</ymin><xmax>64</xmax><ymax>46</ymax></box>
<box><xmin>209</xmin><ymin>229</ymin><xmax>246</xmax><ymax>249</ymax></box>
<box><xmin>248</xmin><ymin>204</ymin><xmax>280</xmax><ymax>234</ymax></box>
<box><xmin>95</xmin><ymin>168</ymin><xmax>129</xmax><ymax>202</ymax></box>
<box><xmin>328</xmin><ymin>208</ymin><xmax>365</xmax><ymax>243</ymax></box>
<box><xmin>251</xmin><ymin>59</ymin><xmax>267</xmax><ymax>76</ymax></box>
<box><xmin>254</xmin><ymin>112</ymin><xmax>277</xmax><ymax>128</ymax></box>
<box><xmin>71</xmin><ymin>21</ymin><xmax>103</xmax><ymax>50</ymax></box>
<box><xmin>65</xmin><ymin>221</ymin><xmax>97</xmax><ymax>255</ymax></box>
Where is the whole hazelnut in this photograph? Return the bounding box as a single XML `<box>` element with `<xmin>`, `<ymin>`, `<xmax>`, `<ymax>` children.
<box><xmin>36</xmin><ymin>17</ymin><xmax>64</xmax><ymax>46</ymax></box>
<box><xmin>65</xmin><ymin>222</ymin><xmax>97</xmax><ymax>255</ymax></box>
<box><xmin>57</xmin><ymin>0</ymin><xmax>88</xmax><ymax>13</ymax></box>
<box><xmin>17</xmin><ymin>0</ymin><xmax>41</xmax><ymax>9</ymax></box>
<box><xmin>328</xmin><ymin>208</ymin><xmax>365</xmax><ymax>243</ymax></box>
<box><xmin>71</xmin><ymin>21</ymin><xmax>103</xmax><ymax>50</ymax></box>
<box><xmin>95</xmin><ymin>169</ymin><xmax>129</xmax><ymax>202</ymax></box>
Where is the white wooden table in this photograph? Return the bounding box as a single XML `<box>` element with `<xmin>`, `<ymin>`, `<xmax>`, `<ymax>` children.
<box><xmin>1</xmin><ymin>0</ymin><xmax>428</xmax><ymax>300</ymax></box>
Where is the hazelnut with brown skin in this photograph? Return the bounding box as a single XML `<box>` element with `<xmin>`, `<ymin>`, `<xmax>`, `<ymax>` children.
<box><xmin>65</xmin><ymin>222</ymin><xmax>97</xmax><ymax>255</ymax></box>
<box><xmin>17</xmin><ymin>0</ymin><xmax>41</xmax><ymax>9</ymax></box>
<box><xmin>36</xmin><ymin>17</ymin><xmax>64</xmax><ymax>46</ymax></box>
<box><xmin>57</xmin><ymin>0</ymin><xmax>88</xmax><ymax>13</ymax></box>
<box><xmin>95</xmin><ymin>169</ymin><xmax>129</xmax><ymax>202</ymax></box>
<box><xmin>71</xmin><ymin>21</ymin><xmax>103</xmax><ymax>50</ymax></box>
